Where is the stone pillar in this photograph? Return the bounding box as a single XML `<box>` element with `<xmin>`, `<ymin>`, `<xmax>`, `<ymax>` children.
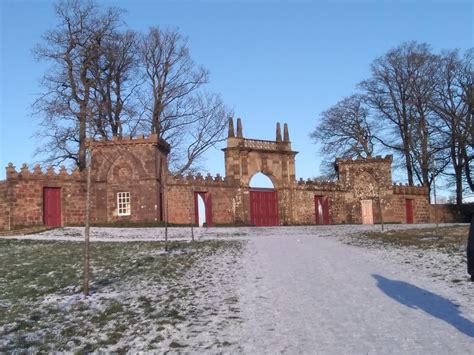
<box><xmin>228</xmin><ymin>117</ymin><xmax>235</xmax><ymax>138</ymax></box>
<box><xmin>237</xmin><ymin>118</ymin><xmax>243</xmax><ymax>138</ymax></box>
<box><xmin>276</xmin><ymin>122</ymin><xmax>282</xmax><ymax>143</ymax></box>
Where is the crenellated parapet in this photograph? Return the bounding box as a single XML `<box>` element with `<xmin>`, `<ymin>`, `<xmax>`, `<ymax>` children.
<box><xmin>168</xmin><ymin>172</ymin><xmax>233</xmax><ymax>187</ymax></box>
<box><xmin>335</xmin><ymin>154</ymin><xmax>393</xmax><ymax>165</ymax></box>
<box><xmin>87</xmin><ymin>134</ymin><xmax>170</xmax><ymax>153</ymax></box>
<box><xmin>295</xmin><ymin>178</ymin><xmax>343</xmax><ymax>191</ymax></box>
<box><xmin>5</xmin><ymin>163</ymin><xmax>83</xmax><ymax>181</ymax></box>
<box><xmin>392</xmin><ymin>183</ymin><xmax>428</xmax><ymax>196</ymax></box>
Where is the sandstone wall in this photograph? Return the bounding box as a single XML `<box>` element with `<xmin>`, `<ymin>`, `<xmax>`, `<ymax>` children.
<box><xmin>3</xmin><ymin>164</ymin><xmax>87</xmax><ymax>228</ymax></box>
<box><xmin>0</xmin><ymin>181</ymin><xmax>9</xmax><ymax>230</ymax></box>
<box><xmin>167</xmin><ymin>174</ymin><xmax>237</xmax><ymax>225</ymax></box>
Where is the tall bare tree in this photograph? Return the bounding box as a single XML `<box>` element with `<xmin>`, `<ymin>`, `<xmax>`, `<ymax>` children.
<box><xmin>139</xmin><ymin>27</ymin><xmax>231</xmax><ymax>174</ymax></box>
<box><xmin>34</xmin><ymin>0</ymin><xmax>121</xmax><ymax>170</ymax></box>
<box><xmin>311</xmin><ymin>94</ymin><xmax>375</xmax><ymax>175</ymax></box>
<box><xmin>431</xmin><ymin>49</ymin><xmax>473</xmax><ymax>204</ymax></box>
<box><xmin>90</xmin><ymin>30</ymin><xmax>142</xmax><ymax>139</ymax></box>
<box><xmin>360</xmin><ymin>42</ymin><xmax>441</xmax><ymax>194</ymax></box>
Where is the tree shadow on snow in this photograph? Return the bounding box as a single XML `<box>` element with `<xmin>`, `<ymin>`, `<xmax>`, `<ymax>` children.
<box><xmin>372</xmin><ymin>274</ymin><xmax>474</xmax><ymax>338</ymax></box>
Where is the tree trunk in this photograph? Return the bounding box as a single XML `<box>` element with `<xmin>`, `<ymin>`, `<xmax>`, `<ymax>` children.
<box><xmin>83</xmin><ymin>144</ymin><xmax>92</xmax><ymax>297</ymax></box>
<box><xmin>78</xmin><ymin>110</ymin><xmax>87</xmax><ymax>170</ymax></box>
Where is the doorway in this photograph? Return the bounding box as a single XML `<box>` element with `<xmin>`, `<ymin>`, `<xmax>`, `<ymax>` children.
<box><xmin>314</xmin><ymin>195</ymin><xmax>330</xmax><ymax>224</ymax></box>
<box><xmin>405</xmin><ymin>199</ymin><xmax>414</xmax><ymax>224</ymax></box>
<box><xmin>43</xmin><ymin>187</ymin><xmax>62</xmax><ymax>227</ymax></box>
<box><xmin>194</xmin><ymin>192</ymin><xmax>213</xmax><ymax>227</ymax></box>
<box><xmin>361</xmin><ymin>199</ymin><xmax>374</xmax><ymax>224</ymax></box>
<box><xmin>249</xmin><ymin>173</ymin><xmax>279</xmax><ymax>226</ymax></box>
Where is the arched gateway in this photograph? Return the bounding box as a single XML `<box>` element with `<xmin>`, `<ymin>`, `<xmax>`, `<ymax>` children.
<box><xmin>222</xmin><ymin>118</ymin><xmax>297</xmax><ymax>226</ymax></box>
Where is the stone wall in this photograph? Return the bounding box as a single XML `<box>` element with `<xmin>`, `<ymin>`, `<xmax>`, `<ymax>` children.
<box><xmin>0</xmin><ymin>135</ymin><xmax>170</xmax><ymax>230</ymax></box>
<box><xmin>89</xmin><ymin>135</ymin><xmax>169</xmax><ymax>224</ymax></box>
<box><xmin>167</xmin><ymin>174</ymin><xmax>237</xmax><ymax>225</ymax></box>
<box><xmin>0</xmin><ymin>119</ymin><xmax>435</xmax><ymax>229</ymax></box>
<box><xmin>2</xmin><ymin>164</ymin><xmax>87</xmax><ymax>228</ymax></box>
<box><xmin>0</xmin><ymin>181</ymin><xmax>9</xmax><ymax>231</ymax></box>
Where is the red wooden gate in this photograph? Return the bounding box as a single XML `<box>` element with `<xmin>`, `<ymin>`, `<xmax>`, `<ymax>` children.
<box><xmin>194</xmin><ymin>192</ymin><xmax>213</xmax><ymax>227</ymax></box>
<box><xmin>405</xmin><ymin>199</ymin><xmax>414</xmax><ymax>224</ymax></box>
<box><xmin>315</xmin><ymin>195</ymin><xmax>330</xmax><ymax>225</ymax></box>
<box><xmin>250</xmin><ymin>189</ymin><xmax>279</xmax><ymax>226</ymax></box>
<box><xmin>43</xmin><ymin>187</ymin><xmax>62</xmax><ymax>227</ymax></box>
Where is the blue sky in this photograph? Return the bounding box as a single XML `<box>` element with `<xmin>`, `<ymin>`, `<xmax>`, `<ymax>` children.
<box><xmin>0</xmin><ymin>0</ymin><xmax>472</xmax><ymax>189</ymax></box>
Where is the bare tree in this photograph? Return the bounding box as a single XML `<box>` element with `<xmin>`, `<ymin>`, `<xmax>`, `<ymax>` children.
<box><xmin>34</xmin><ymin>0</ymin><xmax>121</xmax><ymax>170</ymax></box>
<box><xmin>139</xmin><ymin>27</ymin><xmax>231</xmax><ymax>174</ymax></box>
<box><xmin>431</xmin><ymin>49</ymin><xmax>473</xmax><ymax>204</ymax></box>
<box><xmin>311</xmin><ymin>94</ymin><xmax>375</xmax><ymax>165</ymax></box>
<box><xmin>90</xmin><ymin>30</ymin><xmax>142</xmax><ymax>139</ymax></box>
<box><xmin>360</xmin><ymin>42</ymin><xmax>442</xmax><ymax>194</ymax></box>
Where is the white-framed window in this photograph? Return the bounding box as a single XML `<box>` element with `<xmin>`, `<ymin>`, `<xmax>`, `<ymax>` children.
<box><xmin>117</xmin><ymin>192</ymin><xmax>131</xmax><ymax>216</ymax></box>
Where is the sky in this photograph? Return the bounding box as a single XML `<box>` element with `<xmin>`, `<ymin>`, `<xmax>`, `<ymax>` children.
<box><xmin>0</xmin><ymin>0</ymin><xmax>473</xmax><ymax>191</ymax></box>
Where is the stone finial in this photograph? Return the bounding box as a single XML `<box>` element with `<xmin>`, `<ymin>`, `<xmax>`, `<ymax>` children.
<box><xmin>46</xmin><ymin>166</ymin><xmax>55</xmax><ymax>176</ymax></box>
<box><xmin>276</xmin><ymin>122</ymin><xmax>282</xmax><ymax>143</ymax></box>
<box><xmin>59</xmin><ymin>165</ymin><xmax>68</xmax><ymax>176</ymax></box>
<box><xmin>228</xmin><ymin>117</ymin><xmax>235</xmax><ymax>138</ymax></box>
<box><xmin>283</xmin><ymin>123</ymin><xmax>290</xmax><ymax>142</ymax></box>
<box><xmin>236</xmin><ymin>118</ymin><xmax>243</xmax><ymax>138</ymax></box>
<box><xmin>6</xmin><ymin>163</ymin><xmax>17</xmax><ymax>177</ymax></box>
<box><xmin>21</xmin><ymin>163</ymin><xmax>30</xmax><ymax>175</ymax></box>
<box><xmin>33</xmin><ymin>164</ymin><xmax>42</xmax><ymax>175</ymax></box>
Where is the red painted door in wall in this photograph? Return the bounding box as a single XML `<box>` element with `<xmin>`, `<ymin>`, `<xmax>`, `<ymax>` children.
<box><xmin>194</xmin><ymin>192</ymin><xmax>213</xmax><ymax>227</ymax></box>
<box><xmin>43</xmin><ymin>187</ymin><xmax>62</xmax><ymax>227</ymax></box>
<box><xmin>315</xmin><ymin>196</ymin><xmax>330</xmax><ymax>225</ymax></box>
<box><xmin>405</xmin><ymin>199</ymin><xmax>414</xmax><ymax>224</ymax></box>
<box><xmin>250</xmin><ymin>189</ymin><xmax>279</xmax><ymax>226</ymax></box>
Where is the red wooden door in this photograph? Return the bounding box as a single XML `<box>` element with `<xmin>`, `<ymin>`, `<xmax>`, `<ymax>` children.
<box><xmin>194</xmin><ymin>192</ymin><xmax>213</xmax><ymax>227</ymax></box>
<box><xmin>405</xmin><ymin>199</ymin><xmax>414</xmax><ymax>224</ymax></box>
<box><xmin>250</xmin><ymin>189</ymin><xmax>279</xmax><ymax>226</ymax></box>
<box><xmin>315</xmin><ymin>196</ymin><xmax>330</xmax><ymax>225</ymax></box>
<box><xmin>43</xmin><ymin>187</ymin><xmax>62</xmax><ymax>227</ymax></box>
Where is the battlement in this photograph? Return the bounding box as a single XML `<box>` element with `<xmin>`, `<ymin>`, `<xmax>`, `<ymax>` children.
<box><xmin>5</xmin><ymin>163</ymin><xmax>83</xmax><ymax>181</ymax></box>
<box><xmin>227</xmin><ymin>137</ymin><xmax>293</xmax><ymax>152</ymax></box>
<box><xmin>295</xmin><ymin>178</ymin><xmax>342</xmax><ymax>191</ymax></box>
<box><xmin>225</xmin><ymin>117</ymin><xmax>295</xmax><ymax>153</ymax></box>
<box><xmin>168</xmin><ymin>172</ymin><xmax>233</xmax><ymax>187</ymax></box>
<box><xmin>336</xmin><ymin>154</ymin><xmax>393</xmax><ymax>165</ymax></box>
<box><xmin>87</xmin><ymin>134</ymin><xmax>170</xmax><ymax>152</ymax></box>
<box><xmin>392</xmin><ymin>183</ymin><xmax>428</xmax><ymax>195</ymax></box>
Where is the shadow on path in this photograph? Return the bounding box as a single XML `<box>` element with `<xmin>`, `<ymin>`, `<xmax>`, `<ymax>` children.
<box><xmin>372</xmin><ymin>274</ymin><xmax>474</xmax><ymax>338</ymax></box>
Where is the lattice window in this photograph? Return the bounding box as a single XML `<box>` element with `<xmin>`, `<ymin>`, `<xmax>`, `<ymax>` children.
<box><xmin>117</xmin><ymin>192</ymin><xmax>131</xmax><ymax>216</ymax></box>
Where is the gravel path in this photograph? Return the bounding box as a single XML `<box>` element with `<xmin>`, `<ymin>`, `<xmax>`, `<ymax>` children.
<box><xmin>231</xmin><ymin>233</ymin><xmax>474</xmax><ymax>353</ymax></box>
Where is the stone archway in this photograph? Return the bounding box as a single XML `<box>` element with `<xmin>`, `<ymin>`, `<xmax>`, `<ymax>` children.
<box><xmin>222</xmin><ymin>118</ymin><xmax>298</xmax><ymax>225</ymax></box>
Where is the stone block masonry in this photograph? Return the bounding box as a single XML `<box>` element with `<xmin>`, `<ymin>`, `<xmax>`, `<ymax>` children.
<box><xmin>0</xmin><ymin>118</ymin><xmax>434</xmax><ymax>230</ymax></box>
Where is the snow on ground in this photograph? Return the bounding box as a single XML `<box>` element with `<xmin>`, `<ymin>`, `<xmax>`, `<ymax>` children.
<box><xmin>1</xmin><ymin>224</ymin><xmax>473</xmax><ymax>353</ymax></box>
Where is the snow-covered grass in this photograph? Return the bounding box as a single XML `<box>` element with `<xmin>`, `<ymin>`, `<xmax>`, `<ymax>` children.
<box><xmin>0</xmin><ymin>239</ymin><xmax>245</xmax><ymax>352</ymax></box>
<box><xmin>1</xmin><ymin>224</ymin><xmax>473</xmax><ymax>352</ymax></box>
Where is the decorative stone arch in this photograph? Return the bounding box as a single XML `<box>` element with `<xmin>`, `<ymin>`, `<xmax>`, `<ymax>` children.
<box><xmin>94</xmin><ymin>148</ymin><xmax>148</xmax><ymax>182</ymax></box>
<box><xmin>353</xmin><ymin>171</ymin><xmax>379</xmax><ymax>200</ymax></box>
<box><xmin>223</xmin><ymin>118</ymin><xmax>298</xmax><ymax>225</ymax></box>
<box><xmin>106</xmin><ymin>158</ymin><xmax>139</xmax><ymax>184</ymax></box>
<box><xmin>248</xmin><ymin>170</ymin><xmax>278</xmax><ymax>189</ymax></box>
<box><xmin>223</xmin><ymin>118</ymin><xmax>297</xmax><ymax>189</ymax></box>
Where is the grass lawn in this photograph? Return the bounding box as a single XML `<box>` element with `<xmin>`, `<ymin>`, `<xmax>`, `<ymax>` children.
<box><xmin>348</xmin><ymin>225</ymin><xmax>470</xmax><ymax>252</ymax></box>
<box><xmin>0</xmin><ymin>238</ymin><xmax>244</xmax><ymax>352</ymax></box>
